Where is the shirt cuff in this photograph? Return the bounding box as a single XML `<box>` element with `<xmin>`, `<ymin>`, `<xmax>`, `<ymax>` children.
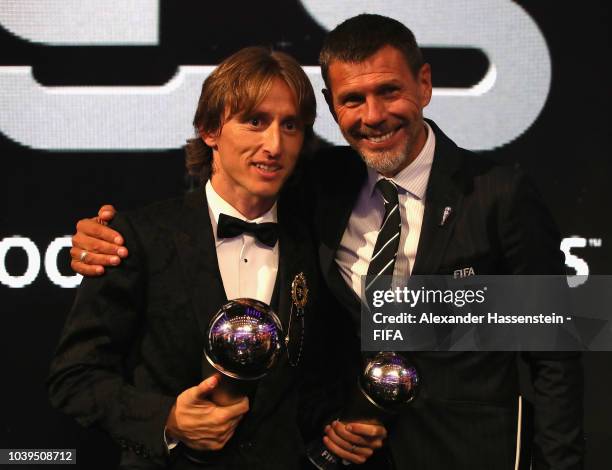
<box><xmin>163</xmin><ymin>426</ymin><xmax>179</xmax><ymax>452</ymax></box>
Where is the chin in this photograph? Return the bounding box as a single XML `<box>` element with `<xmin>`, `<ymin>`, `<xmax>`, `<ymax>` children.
<box><xmin>360</xmin><ymin>149</ymin><xmax>407</xmax><ymax>175</ymax></box>
<box><xmin>251</xmin><ymin>183</ymin><xmax>283</xmax><ymax>200</ymax></box>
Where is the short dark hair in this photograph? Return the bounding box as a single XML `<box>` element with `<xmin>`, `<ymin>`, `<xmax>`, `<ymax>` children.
<box><xmin>319</xmin><ymin>14</ymin><xmax>424</xmax><ymax>88</ymax></box>
<box><xmin>185</xmin><ymin>46</ymin><xmax>316</xmax><ymax>181</ymax></box>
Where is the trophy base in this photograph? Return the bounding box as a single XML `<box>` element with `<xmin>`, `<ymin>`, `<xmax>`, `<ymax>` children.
<box><xmin>306</xmin><ymin>440</ymin><xmax>343</xmax><ymax>470</ymax></box>
<box><xmin>305</xmin><ymin>379</ymin><xmax>395</xmax><ymax>470</ymax></box>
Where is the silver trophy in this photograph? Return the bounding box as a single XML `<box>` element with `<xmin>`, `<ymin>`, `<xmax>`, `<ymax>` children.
<box><xmin>202</xmin><ymin>298</ymin><xmax>284</xmax><ymax>406</ymax></box>
<box><xmin>359</xmin><ymin>352</ymin><xmax>418</xmax><ymax>411</ymax></box>
<box><xmin>307</xmin><ymin>352</ymin><xmax>419</xmax><ymax>469</ymax></box>
<box><xmin>184</xmin><ymin>299</ymin><xmax>284</xmax><ymax>464</ymax></box>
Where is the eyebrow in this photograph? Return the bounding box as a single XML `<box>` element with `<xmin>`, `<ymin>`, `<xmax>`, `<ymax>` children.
<box><xmin>241</xmin><ymin>109</ymin><xmax>301</xmax><ymax>123</ymax></box>
<box><xmin>337</xmin><ymin>91</ymin><xmax>363</xmax><ymax>103</ymax></box>
<box><xmin>337</xmin><ymin>79</ymin><xmax>404</xmax><ymax>102</ymax></box>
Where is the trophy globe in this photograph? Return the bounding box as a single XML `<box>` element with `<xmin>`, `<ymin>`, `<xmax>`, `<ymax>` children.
<box><xmin>360</xmin><ymin>352</ymin><xmax>419</xmax><ymax>412</ymax></box>
<box><xmin>203</xmin><ymin>298</ymin><xmax>284</xmax><ymax>404</ymax></box>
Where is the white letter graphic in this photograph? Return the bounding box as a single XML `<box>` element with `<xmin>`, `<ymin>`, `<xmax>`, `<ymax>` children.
<box><xmin>44</xmin><ymin>236</ymin><xmax>82</xmax><ymax>288</ymax></box>
<box><xmin>0</xmin><ymin>1</ymin><xmax>550</xmax><ymax>152</ymax></box>
<box><xmin>0</xmin><ymin>0</ymin><xmax>159</xmax><ymax>45</ymax></box>
<box><xmin>0</xmin><ymin>236</ymin><xmax>40</xmax><ymax>288</ymax></box>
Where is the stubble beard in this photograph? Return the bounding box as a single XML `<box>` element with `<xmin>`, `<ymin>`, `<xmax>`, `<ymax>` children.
<box><xmin>358</xmin><ymin>143</ymin><xmax>411</xmax><ymax>177</ymax></box>
<box><xmin>354</xmin><ymin>122</ymin><xmax>424</xmax><ymax>176</ymax></box>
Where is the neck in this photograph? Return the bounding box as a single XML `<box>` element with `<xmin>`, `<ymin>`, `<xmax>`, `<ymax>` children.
<box><xmin>210</xmin><ymin>177</ymin><xmax>275</xmax><ymax>220</ymax></box>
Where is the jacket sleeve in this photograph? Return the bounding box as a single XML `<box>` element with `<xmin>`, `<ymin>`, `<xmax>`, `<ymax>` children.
<box><xmin>498</xmin><ymin>170</ymin><xmax>584</xmax><ymax>470</ymax></box>
<box><xmin>47</xmin><ymin>213</ymin><xmax>176</xmax><ymax>460</ymax></box>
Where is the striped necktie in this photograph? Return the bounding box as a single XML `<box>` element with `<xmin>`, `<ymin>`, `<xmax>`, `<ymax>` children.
<box><xmin>366</xmin><ymin>179</ymin><xmax>401</xmax><ymax>292</ymax></box>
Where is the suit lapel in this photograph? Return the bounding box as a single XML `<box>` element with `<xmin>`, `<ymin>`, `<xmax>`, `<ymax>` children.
<box><xmin>276</xmin><ymin>213</ymin><xmax>305</xmax><ymax>330</ymax></box>
<box><xmin>412</xmin><ymin>121</ymin><xmax>466</xmax><ymax>275</ymax></box>
<box><xmin>318</xmin><ymin>153</ymin><xmax>366</xmax><ymax>314</ymax></box>
<box><xmin>247</xmin><ymin>199</ymin><xmax>308</xmax><ymax>421</ymax></box>
<box><xmin>173</xmin><ymin>188</ymin><xmax>227</xmax><ymax>341</ymax></box>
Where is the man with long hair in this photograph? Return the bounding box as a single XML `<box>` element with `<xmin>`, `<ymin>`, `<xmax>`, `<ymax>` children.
<box><xmin>49</xmin><ymin>46</ymin><xmax>385</xmax><ymax>469</ymax></box>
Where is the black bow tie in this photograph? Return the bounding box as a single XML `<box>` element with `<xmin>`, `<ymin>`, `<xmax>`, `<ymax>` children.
<box><xmin>217</xmin><ymin>213</ymin><xmax>279</xmax><ymax>247</ymax></box>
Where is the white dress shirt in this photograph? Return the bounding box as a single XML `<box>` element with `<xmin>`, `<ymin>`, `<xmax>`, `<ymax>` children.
<box><xmin>336</xmin><ymin>121</ymin><xmax>436</xmax><ymax>297</ymax></box>
<box><xmin>205</xmin><ymin>181</ymin><xmax>279</xmax><ymax>304</ymax></box>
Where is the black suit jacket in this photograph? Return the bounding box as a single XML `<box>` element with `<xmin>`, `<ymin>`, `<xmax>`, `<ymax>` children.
<box><xmin>48</xmin><ymin>188</ymin><xmax>326</xmax><ymax>469</ymax></box>
<box><xmin>306</xmin><ymin>121</ymin><xmax>584</xmax><ymax>470</ymax></box>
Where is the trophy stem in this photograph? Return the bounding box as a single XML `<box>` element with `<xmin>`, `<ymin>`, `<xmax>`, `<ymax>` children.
<box><xmin>210</xmin><ymin>376</ymin><xmax>255</xmax><ymax>406</ymax></box>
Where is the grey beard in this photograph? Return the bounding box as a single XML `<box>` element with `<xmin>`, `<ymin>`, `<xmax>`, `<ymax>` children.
<box><xmin>359</xmin><ymin>149</ymin><xmax>408</xmax><ymax>176</ymax></box>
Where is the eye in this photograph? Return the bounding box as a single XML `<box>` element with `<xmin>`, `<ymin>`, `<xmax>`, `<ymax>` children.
<box><xmin>249</xmin><ymin>117</ymin><xmax>261</xmax><ymax>127</ymax></box>
<box><xmin>342</xmin><ymin>94</ymin><xmax>364</xmax><ymax>107</ymax></box>
<box><xmin>283</xmin><ymin>119</ymin><xmax>298</xmax><ymax>132</ymax></box>
<box><xmin>379</xmin><ymin>85</ymin><xmax>400</xmax><ymax>97</ymax></box>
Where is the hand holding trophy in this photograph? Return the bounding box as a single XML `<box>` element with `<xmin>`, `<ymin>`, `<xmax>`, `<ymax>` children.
<box><xmin>308</xmin><ymin>352</ymin><xmax>419</xmax><ymax>469</ymax></box>
<box><xmin>181</xmin><ymin>298</ymin><xmax>284</xmax><ymax>462</ymax></box>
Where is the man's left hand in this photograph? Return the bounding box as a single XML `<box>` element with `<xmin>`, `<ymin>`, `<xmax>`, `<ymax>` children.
<box><xmin>323</xmin><ymin>420</ymin><xmax>387</xmax><ymax>465</ymax></box>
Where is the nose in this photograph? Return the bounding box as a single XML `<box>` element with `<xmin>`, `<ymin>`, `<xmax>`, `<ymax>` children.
<box><xmin>362</xmin><ymin>96</ymin><xmax>386</xmax><ymax>128</ymax></box>
<box><xmin>262</xmin><ymin>122</ymin><xmax>281</xmax><ymax>157</ymax></box>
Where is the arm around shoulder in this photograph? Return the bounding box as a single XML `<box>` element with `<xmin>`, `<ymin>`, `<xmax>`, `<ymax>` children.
<box><xmin>48</xmin><ymin>212</ymin><xmax>176</xmax><ymax>459</ymax></box>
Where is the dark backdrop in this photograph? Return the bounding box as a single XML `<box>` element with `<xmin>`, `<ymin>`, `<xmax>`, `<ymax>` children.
<box><xmin>1</xmin><ymin>1</ymin><xmax>610</xmax><ymax>468</ymax></box>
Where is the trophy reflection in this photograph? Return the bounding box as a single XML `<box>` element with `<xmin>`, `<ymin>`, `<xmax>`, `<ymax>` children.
<box><xmin>307</xmin><ymin>352</ymin><xmax>419</xmax><ymax>469</ymax></box>
<box><xmin>202</xmin><ymin>298</ymin><xmax>284</xmax><ymax>406</ymax></box>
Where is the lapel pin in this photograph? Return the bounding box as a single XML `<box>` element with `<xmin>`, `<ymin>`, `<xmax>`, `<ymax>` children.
<box><xmin>440</xmin><ymin>206</ymin><xmax>452</xmax><ymax>226</ymax></box>
<box><xmin>287</xmin><ymin>272</ymin><xmax>308</xmax><ymax>367</ymax></box>
<box><xmin>291</xmin><ymin>272</ymin><xmax>308</xmax><ymax>313</ymax></box>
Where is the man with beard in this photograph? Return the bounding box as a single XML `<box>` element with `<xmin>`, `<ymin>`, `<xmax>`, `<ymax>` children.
<box><xmin>70</xmin><ymin>15</ymin><xmax>583</xmax><ymax>470</ymax></box>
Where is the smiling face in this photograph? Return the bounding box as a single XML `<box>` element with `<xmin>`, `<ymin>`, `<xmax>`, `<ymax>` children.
<box><xmin>325</xmin><ymin>45</ymin><xmax>432</xmax><ymax>176</ymax></box>
<box><xmin>202</xmin><ymin>78</ymin><xmax>304</xmax><ymax>219</ymax></box>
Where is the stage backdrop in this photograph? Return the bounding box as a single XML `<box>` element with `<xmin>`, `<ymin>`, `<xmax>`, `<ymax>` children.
<box><xmin>1</xmin><ymin>1</ymin><xmax>610</xmax><ymax>468</ymax></box>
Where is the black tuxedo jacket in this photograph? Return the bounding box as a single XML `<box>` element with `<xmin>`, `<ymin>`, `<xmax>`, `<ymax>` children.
<box><xmin>48</xmin><ymin>188</ymin><xmax>326</xmax><ymax>469</ymax></box>
<box><xmin>306</xmin><ymin>121</ymin><xmax>584</xmax><ymax>470</ymax></box>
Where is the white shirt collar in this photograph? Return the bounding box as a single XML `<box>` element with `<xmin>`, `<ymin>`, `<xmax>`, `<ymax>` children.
<box><xmin>205</xmin><ymin>181</ymin><xmax>278</xmax><ymax>246</ymax></box>
<box><xmin>367</xmin><ymin>120</ymin><xmax>436</xmax><ymax>200</ymax></box>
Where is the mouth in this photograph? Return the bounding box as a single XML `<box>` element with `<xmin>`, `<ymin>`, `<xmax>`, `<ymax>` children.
<box><xmin>251</xmin><ymin>162</ymin><xmax>283</xmax><ymax>178</ymax></box>
<box><xmin>357</xmin><ymin>126</ymin><xmax>403</xmax><ymax>146</ymax></box>
<box><xmin>364</xmin><ymin>129</ymin><xmax>396</xmax><ymax>143</ymax></box>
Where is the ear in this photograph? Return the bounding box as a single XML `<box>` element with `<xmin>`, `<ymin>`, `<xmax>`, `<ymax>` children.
<box><xmin>417</xmin><ymin>63</ymin><xmax>433</xmax><ymax>108</ymax></box>
<box><xmin>199</xmin><ymin>127</ymin><xmax>219</xmax><ymax>149</ymax></box>
<box><xmin>322</xmin><ymin>88</ymin><xmax>338</xmax><ymax>123</ymax></box>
